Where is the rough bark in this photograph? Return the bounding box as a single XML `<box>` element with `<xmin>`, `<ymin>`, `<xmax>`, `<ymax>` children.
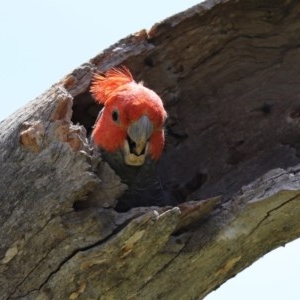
<box><xmin>1</xmin><ymin>0</ymin><xmax>300</xmax><ymax>299</ymax></box>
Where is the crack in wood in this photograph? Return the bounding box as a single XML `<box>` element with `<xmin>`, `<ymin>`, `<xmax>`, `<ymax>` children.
<box><xmin>97</xmin><ymin>210</ymin><xmax>183</xmax><ymax>299</ymax></box>
<box><xmin>247</xmin><ymin>193</ymin><xmax>300</xmax><ymax>238</ymax></box>
<box><xmin>9</xmin><ymin>209</ymin><xmax>149</xmax><ymax>299</ymax></box>
<box><xmin>6</xmin><ymin>216</ymin><xmax>55</xmax><ymax>299</ymax></box>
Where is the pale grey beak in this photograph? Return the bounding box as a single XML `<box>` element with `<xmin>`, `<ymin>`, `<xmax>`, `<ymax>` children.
<box><xmin>123</xmin><ymin>115</ymin><xmax>153</xmax><ymax>166</ymax></box>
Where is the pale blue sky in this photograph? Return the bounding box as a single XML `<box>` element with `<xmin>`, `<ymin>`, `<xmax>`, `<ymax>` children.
<box><xmin>1</xmin><ymin>1</ymin><xmax>299</xmax><ymax>299</ymax></box>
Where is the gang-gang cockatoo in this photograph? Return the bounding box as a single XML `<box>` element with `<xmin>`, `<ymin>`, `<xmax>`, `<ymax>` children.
<box><xmin>90</xmin><ymin>66</ymin><xmax>174</xmax><ymax>211</ymax></box>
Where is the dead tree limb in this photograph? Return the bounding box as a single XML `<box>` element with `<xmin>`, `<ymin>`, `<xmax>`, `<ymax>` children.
<box><xmin>1</xmin><ymin>0</ymin><xmax>300</xmax><ymax>299</ymax></box>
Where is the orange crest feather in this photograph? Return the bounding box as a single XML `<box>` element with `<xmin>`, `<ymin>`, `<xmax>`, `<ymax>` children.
<box><xmin>90</xmin><ymin>66</ymin><xmax>134</xmax><ymax>104</ymax></box>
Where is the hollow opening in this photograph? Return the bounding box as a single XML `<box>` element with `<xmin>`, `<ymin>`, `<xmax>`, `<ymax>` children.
<box><xmin>71</xmin><ymin>3</ymin><xmax>300</xmax><ymax>209</ymax></box>
<box><xmin>71</xmin><ymin>90</ymin><xmax>102</xmax><ymax>137</ymax></box>
<box><xmin>71</xmin><ymin>54</ymin><xmax>300</xmax><ymax>211</ymax></box>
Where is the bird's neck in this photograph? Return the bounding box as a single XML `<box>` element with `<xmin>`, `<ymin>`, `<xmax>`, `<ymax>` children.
<box><xmin>101</xmin><ymin>150</ymin><xmax>173</xmax><ymax>211</ymax></box>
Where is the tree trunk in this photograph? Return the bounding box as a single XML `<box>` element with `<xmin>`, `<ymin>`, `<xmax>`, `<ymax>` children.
<box><xmin>1</xmin><ymin>0</ymin><xmax>300</xmax><ymax>299</ymax></box>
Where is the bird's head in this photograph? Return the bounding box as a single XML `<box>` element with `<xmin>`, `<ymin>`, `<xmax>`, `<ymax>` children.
<box><xmin>90</xmin><ymin>66</ymin><xmax>167</xmax><ymax>166</ymax></box>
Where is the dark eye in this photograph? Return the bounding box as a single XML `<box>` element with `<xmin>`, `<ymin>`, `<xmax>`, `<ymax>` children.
<box><xmin>112</xmin><ymin>110</ymin><xmax>119</xmax><ymax>122</ymax></box>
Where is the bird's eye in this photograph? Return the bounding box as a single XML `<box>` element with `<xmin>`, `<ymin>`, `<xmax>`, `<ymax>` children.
<box><xmin>112</xmin><ymin>110</ymin><xmax>119</xmax><ymax>122</ymax></box>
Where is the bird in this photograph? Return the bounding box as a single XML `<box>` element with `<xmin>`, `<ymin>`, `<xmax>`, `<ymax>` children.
<box><xmin>90</xmin><ymin>66</ymin><xmax>175</xmax><ymax>211</ymax></box>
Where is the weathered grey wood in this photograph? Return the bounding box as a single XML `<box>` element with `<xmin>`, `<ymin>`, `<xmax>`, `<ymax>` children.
<box><xmin>1</xmin><ymin>0</ymin><xmax>300</xmax><ymax>299</ymax></box>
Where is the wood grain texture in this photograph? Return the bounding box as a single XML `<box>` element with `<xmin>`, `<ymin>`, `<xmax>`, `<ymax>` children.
<box><xmin>1</xmin><ymin>0</ymin><xmax>300</xmax><ymax>299</ymax></box>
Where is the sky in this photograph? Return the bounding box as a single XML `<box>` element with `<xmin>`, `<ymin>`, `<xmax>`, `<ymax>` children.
<box><xmin>1</xmin><ymin>1</ymin><xmax>299</xmax><ymax>299</ymax></box>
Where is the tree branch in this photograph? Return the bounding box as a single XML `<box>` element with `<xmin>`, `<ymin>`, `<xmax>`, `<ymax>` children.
<box><xmin>1</xmin><ymin>0</ymin><xmax>300</xmax><ymax>299</ymax></box>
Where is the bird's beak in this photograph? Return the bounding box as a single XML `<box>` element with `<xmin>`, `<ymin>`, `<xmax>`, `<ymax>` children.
<box><xmin>123</xmin><ymin>115</ymin><xmax>153</xmax><ymax>166</ymax></box>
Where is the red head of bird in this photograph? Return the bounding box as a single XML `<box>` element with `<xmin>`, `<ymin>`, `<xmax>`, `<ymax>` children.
<box><xmin>90</xmin><ymin>66</ymin><xmax>167</xmax><ymax>166</ymax></box>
